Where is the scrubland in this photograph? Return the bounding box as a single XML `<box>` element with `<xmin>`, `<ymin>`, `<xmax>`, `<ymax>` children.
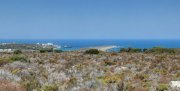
<box><xmin>0</xmin><ymin>50</ymin><xmax>179</xmax><ymax>91</ymax></box>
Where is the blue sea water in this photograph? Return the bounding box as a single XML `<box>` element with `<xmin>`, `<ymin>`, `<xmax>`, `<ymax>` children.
<box><xmin>0</xmin><ymin>39</ymin><xmax>180</xmax><ymax>52</ymax></box>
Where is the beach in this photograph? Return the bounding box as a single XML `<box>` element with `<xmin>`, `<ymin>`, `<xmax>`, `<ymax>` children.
<box><xmin>88</xmin><ymin>45</ymin><xmax>117</xmax><ymax>51</ymax></box>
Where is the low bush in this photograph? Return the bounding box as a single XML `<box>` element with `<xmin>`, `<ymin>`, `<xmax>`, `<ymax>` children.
<box><xmin>13</xmin><ymin>50</ymin><xmax>22</xmax><ymax>54</ymax></box>
<box><xmin>54</xmin><ymin>50</ymin><xmax>63</xmax><ymax>53</ymax></box>
<box><xmin>120</xmin><ymin>48</ymin><xmax>142</xmax><ymax>53</ymax></box>
<box><xmin>111</xmin><ymin>52</ymin><xmax>118</xmax><ymax>56</ymax></box>
<box><xmin>10</xmin><ymin>55</ymin><xmax>28</xmax><ymax>62</ymax></box>
<box><xmin>104</xmin><ymin>60</ymin><xmax>116</xmax><ymax>66</ymax></box>
<box><xmin>36</xmin><ymin>84</ymin><xmax>58</xmax><ymax>91</ymax></box>
<box><xmin>0</xmin><ymin>58</ymin><xmax>10</xmax><ymax>66</ymax></box>
<box><xmin>39</xmin><ymin>49</ymin><xmax>53</xmax><ymax>53</ymax></box>
<box><xmin>134</xmin><ymin>74</ymin><xmax>149</xmax><ymax>80</ymax></box>
<box><xmin>157</xmin><ymin>84</ymin><xmax>168</xmax><ymax>91</ymax></box>
<box><xmin>39</xmin><ymin>49</ymin><xmax>46</xmax><ymax>53</ymax></box>
<box><xmin>85</xmin><ymin>49</ymin><xmax>100</xmax><ymax>54</ymax></box>
<box><xmin>145</xmin><ymin>47</ymin><xmax>176</xmax><ymax>54</ymax></box>
<box><xmin>98</xmin><ymin>73</ymin><xmax>124</xmax><ymax>84</ymax></box>
<box><xmin>120</xmin><ymin>47</ymin><xmax>176</xmax><ymax>54</ymax></box>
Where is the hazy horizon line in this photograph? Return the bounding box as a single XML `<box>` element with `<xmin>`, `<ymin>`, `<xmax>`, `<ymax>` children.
<box><xmin>0</xmin><ymin>38</ymin><xmax>180</xmax><ymax>40</ymax></box>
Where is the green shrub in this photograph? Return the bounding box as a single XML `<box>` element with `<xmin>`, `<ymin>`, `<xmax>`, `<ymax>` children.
<box><xmin>120</xmin><ymin>47</ymin><xmax>176</xmax><ymax>54</ymax></box>
<box><xmin>54</xmin><ymin>50</ymin><xmax>63</xmax><ymax>53</ymax></box>
<box><xmin>120</xmin><ymin>48</ymin><xmax>129</xmax><ymax>52</ymax></box>
<box><xmin>142</xmin><ymin>48</ymin><xmax>148</xmax><ymax>52</ymax></box>
<box><xmin>47</xmin><ymin>49</ymin><xmax>53</xmax><ymax>52</ymax></box>
<box><xmin>39</xmin><ymin>49</ymin><xmax>46</xmax><ymax>53</ymax></box>
<box><xmin>85</xmin><ymin>49</ymin><xmax>100</xmax><ymax>54</ymax></box>
<box><xmin>98</xmin><ymin>73</ymin><xmax>123</xmax><ymax>84</ymax></box>
<box><xmin>13</xmin><ymin>50</ymin><xmax>22</xmax><ymax>54</ymax></box>
<box><xmin>39</xmin><ymin>84</ymin><xmax>58</xmax><ymax>91</ymax></box>
<box><xmin>10</xmin><ymin>55</ymin><xmax>28</xmax><ymax>62</ymax></box>
<box><xmin>157</xmin><ymin>84</ymin><xmax>168</xmax><ymax>91</ymax></box>
<box><xmin>129</xmin><ymin>48</ymin><xmax>141</xmax><ymax>52</ymax></box>
<box><xmin>145</xmin><ymin>47</ymin><xmax>176</xmax><ymax>54</ymax></box>
<box><xmin>39</xmin><ymin>49</ymin><xmax>53</xmax><ymax>53</ymax></box>
<box><xmin>120</xmin><ymin>48</ymin><xmax>142</xmax><ymax>53</ymax></box>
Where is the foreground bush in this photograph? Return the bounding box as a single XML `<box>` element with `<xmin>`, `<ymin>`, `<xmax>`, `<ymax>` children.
<box><xmin>10</xmin><ymin>55</ymin><xmax>28</xmax><ymax>62</ymax></box>
<box><xmin>157</xmin><ymin>84</ymin><xmax>168</xmax><ymax>91</ymax></box>
<box><xmin>0</xmin><ymin>58</ymin><xmax>10</xmax><ymax>66</ymax></box>
<box><xmin>37</xmin><ymin>84</ymin><xmax>58</xmax><ymax>91</ymax></box>
<box><xmin>85</xmin><ymin>49</ymin><xmax>100</xmax><ymax>54</ymax></box>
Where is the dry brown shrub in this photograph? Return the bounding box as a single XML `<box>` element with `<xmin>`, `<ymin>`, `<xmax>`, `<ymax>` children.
<box><xmin>159</xmin><ymin>75</ymin><xmax>171</xmax><ymax>84</ymax></box>
<box><xmin>104</xmin><ymin>60</ymin><xmax>116</xmax><ymax>66</ymax></box>
<box><xmin>0</xmin><ymin>80</ymin><xmax>26</xmax><ymax>91</ymax></box>
<box><xmin>111</xmin><ymin>52</ymin><xmax>118</xmax><ymax>56</ymax></box>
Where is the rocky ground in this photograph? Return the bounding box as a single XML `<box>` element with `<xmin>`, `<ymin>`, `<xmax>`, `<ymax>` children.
<box><xmin>0</xmin><ymin>51</ymin><xmax>179</xmax><ymax>91</ymax></box>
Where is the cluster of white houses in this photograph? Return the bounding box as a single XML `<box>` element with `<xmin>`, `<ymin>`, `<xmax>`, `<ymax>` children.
<box><xmin>37</xmin><ymin>43</ymin><xmax>60</xmax><ymax>49</ymax></box>
<box><xmin>0</xmin><ymin>43</ymin><xmax>61</xmax><ymax>53</ymax></box>
<box><xmin>0</xmin><ymin>49</ymin><xmax>13</xmax><ymax>52</ymax></box>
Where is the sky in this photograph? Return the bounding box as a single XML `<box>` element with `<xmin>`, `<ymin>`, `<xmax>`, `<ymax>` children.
<box><xmin>0</xmin><ymin>0</ymin><xmax>180</xmax><ymax>39</ymax></box>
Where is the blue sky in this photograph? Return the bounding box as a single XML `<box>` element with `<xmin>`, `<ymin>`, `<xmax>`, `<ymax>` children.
<box><xmin>0</xmin><ymin>0</ymin><xmax>180</xmax><ymax>39</ymax></box>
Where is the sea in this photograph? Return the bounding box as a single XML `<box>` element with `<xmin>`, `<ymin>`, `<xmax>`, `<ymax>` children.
<box><xmin>0</xmin><ymin>39</ymin><xmax>180</xmax><ymax>52</ymax></box>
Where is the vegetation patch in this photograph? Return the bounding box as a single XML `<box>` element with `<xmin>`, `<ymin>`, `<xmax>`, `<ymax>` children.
<box><xmin>119</xmin><ymin>47</ymin><xmax>177</xmax><ymax>54</ymax></box>
<box><xmin>35</xmin><ymin>84</ymin><xmax>58</xmax><ymax>91</ymax></box>
<box><xmin>54</xmin><ymin>50</ymin><xmax>63</xmax><ymax>53</ymax></box>
<box><xmin>10</xmin><ymin>55</ymin><xmax>28</xmax><ymax>62</ymax></box>
<box><xmin>104</xmin><ymin>60</ymin><xmax>116</xmax><ymax>66</ymax></box>
<box><xmin>134</xmin><ymin>74</ymin><xmax>150</xmax><ymax>80</ymax></box>
<box><xmin>85</xmin><ymin>49</ymin><xmax>100</xmax><ymax>54</ymax></box>
<box><xmin>120</xmin><ymin>48</ymin><xmax>142</xmax><ymax>53</ymax></box>
<box><xmin>39</xmin><ymin>48</ymin><xmax>53</xmax><ymax>53</ymax></box>
<box><xmin>98</xmin><ymin>73</ymin><xmax>124</xmax><ymax>85</ymax></box>
<box><xmin>144</xmin><ymin>47</ymin><xmax>176</xmax><ymax>54</ymax></box>
<box><xmin>13</xmin><ymin>50</ymin><xmax>22</xmax><ymax>54</ymax></box>
<box><xmin>157</xmin><ymin>84</ymin><xmax>169</xmax><ymax>91</ymax></box>
<box><xmin>0</xmin><ymin>58</ymin><xmax>10</xmax><ymax>66</ymax></box>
